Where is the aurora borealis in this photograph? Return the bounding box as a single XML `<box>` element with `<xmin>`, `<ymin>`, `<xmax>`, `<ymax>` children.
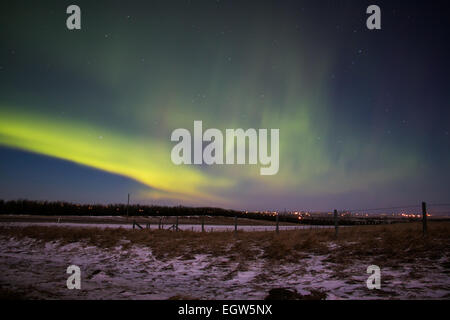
<box><xmin>0</xmin><ymin>0</ymin><xmax>449</xmax><ymax>211</ymax></box>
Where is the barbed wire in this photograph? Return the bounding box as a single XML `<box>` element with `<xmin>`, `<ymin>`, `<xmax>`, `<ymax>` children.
<box><xmin>428</xmin><ymin>203</ymin><xmax>450</xmax><ymax>207</ymax></box>
<box><xmin>426</xmin><ymin>211</ymin><xmax>450</xmax><ymax>214</ymax></box>
<box><xmin>335</xmin><ymin>202</ymin><xmax>450</xmax><ymax>214</ymax></box>
<box><xmin>345</xmin><ymin>205</ymin><xmax>420</xmax><ymax>213</ymax></box>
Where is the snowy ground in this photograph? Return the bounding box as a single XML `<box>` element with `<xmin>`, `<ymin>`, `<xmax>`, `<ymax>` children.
<box><xmin>0</xmin><ymin>221</ymin><xmax>333</xmax><ymax>232</ymax></box>
<box><xmin>0</xmin><ymin>234</ymin><xmax>448</xmax><ymax>299</ymax></box>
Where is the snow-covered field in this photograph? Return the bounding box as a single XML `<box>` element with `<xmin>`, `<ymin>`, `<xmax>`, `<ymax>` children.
<box><xmin>0</xmin><ymin>233</ymin><xmax>448</xmax><ymax>299</ymax></box>
<box><xmin>0</xmin><ymin>221</ymin><xmax>333</xmax><ymax>232</ymax></box>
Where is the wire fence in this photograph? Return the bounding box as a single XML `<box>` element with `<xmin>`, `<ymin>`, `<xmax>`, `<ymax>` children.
<box><xmin>129</xmin><ymin>201</ymin><xmax>449</xmax><ymax>236</ymax></box>
<box><xmin>337</xmin><ymin>202</ymin><xmax>450</xmax><ymax>216</ymax></box>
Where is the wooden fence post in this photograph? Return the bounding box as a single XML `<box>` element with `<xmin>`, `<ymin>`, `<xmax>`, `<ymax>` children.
<box><xmin>201</xmin><ymin>215</ymin><xmax>205</xmax><ymax>232</ymax></box>
<box><xmin>234</xmin><ymin>215</ymin><xmax>237</xmax><ymax>234</ymax></box>
<box><xmin>176</xmin><ymin>216</ymin><xmax>179</xmax><ymax>232</ymax></box>
<box><xmin>422</xmin><ymin>202</ymin><xmax>427</xmax><ymax>236</ymax></box>
<box><xmin>132</xmin><ymin>219</ymin><xmax>135</xmax><ymax>230</ymax></box>
<box><xmin>334</xmin><ymin>209</ymin><xmax>338</xmax><ymax>238</ymax></box>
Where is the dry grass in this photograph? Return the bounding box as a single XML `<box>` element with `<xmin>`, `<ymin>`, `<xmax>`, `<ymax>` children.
<box><xmin>1</xmin><ymin>222</ymin><xmax>449</xmax><ymax>264</ymax></box>
<box><xmin>0</xmin><ymin>286</ymin><xmax>27</xmax><ymax>300</ymax></box>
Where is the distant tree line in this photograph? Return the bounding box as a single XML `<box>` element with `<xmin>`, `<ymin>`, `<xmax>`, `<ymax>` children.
<box><xmin>0</xmin><ymin>199</ymin><xmax>289</xmax><ymax>221</ymax></box>
<box><xmin>0</xmin><ymin>199</ymin><xmax>240</xmax><ymax>217</ymax></box>
<box><xmin>0</xmin><ymin>199</ymin><xmax>393</xmax><ymax>225</ymax></box>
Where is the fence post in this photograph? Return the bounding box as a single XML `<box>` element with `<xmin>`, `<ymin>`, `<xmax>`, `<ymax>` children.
<box><xmin>159</xmin><ymin>217</ymin><xmax>162</xmax><ymax>230</ymax></box>
<box><xmin>201</xmin><ymin>215</ymin><xmax>205</xmax><ymax>232</ymax></box>
<box><xmin>422</xmin><ymin>202</ymin><xmax>427</xmax><ymax>237</ymax></box>
<box><xmin>276</xmin><ymin>213</ymin><xmax>279</xmax><ymax>234</ymax></box>
<box><xmin>176</xmin><ymin>216</ymin><xmax>179</xmax><ymax>232</ymax></box>
<box><xmin>334</xmin><ymin>209</ymin><xmax>338</xmax><ymax>238</ymax></box>
<box><xmin>234</xmin><ymin>215</ymin><xmax>238</xmax><ymax>234</ymax></box>
<box><xmin>132</xmin><ymin>219</ymin><xmax>135</xmax><ymax>230</ymax></box>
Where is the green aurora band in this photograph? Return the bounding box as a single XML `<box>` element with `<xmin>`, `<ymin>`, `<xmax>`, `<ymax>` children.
<box><xmin>1</xmin><ymin>1</ymin><xmax>439</xmax><ymax>210</ymax></box>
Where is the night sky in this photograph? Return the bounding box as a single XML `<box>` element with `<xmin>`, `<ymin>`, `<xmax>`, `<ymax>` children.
<box><xmin>0</xmin><ymin>0</ymin><xmax>449</xmax><ymax>211</ymax></box>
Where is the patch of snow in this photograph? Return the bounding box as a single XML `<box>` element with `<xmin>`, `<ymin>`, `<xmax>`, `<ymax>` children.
<box><xmin>0</xmin><ymin>236</ymin><xmax>448</xmax><ymax>300</ymax></box>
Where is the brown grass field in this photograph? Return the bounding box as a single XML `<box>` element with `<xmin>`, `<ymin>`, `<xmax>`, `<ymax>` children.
<box><xmin>1</xmin><ymin>221</ymin><xmax>449</xmax><ymax>263</ymax></box>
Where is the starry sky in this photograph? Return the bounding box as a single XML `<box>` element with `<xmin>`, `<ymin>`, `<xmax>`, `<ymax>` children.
<box><xmin>0</xmin><ymin>0</ymin><xmax>449</xmax><ymax>211</ymax></box>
